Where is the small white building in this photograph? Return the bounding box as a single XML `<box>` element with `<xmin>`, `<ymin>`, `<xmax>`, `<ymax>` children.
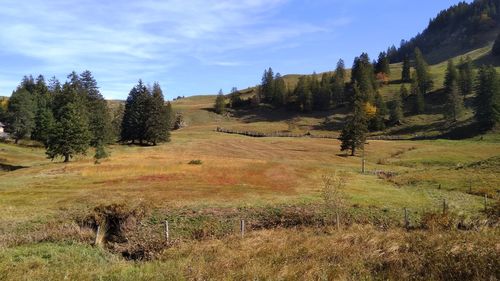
<box><xmin>0</xmin><ymin>122</ymin><xmax>4</xmax><ymax>133</ymax></box>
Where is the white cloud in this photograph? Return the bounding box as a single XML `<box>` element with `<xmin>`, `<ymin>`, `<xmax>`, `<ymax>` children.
<box><xmin>0</xmin><ymin>0</ymin><xmax>334</xmax><ymax>98</ymax></box>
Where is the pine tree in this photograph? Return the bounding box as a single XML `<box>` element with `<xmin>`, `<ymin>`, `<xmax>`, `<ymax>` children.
<box><xmin>261</xmin><ymin>68</ymin><xmax>275</xmax><ymax>102</ymax></box>
<box><xmin>121</xmin><ymin>80</ymin><xmax>150</xmax><ymax>144</ymax></box>
<box><xmin>458</xmin><ymin>56</ymin><xmax>474</xmax><ymax>97</ymax></box>
<box><xmin>411</xmin><ymin>77</ymin><xmax>425</xmax><ymax>114</ymax></box>
<box><xmin>390</xmin><ymin>90</ymin><xmax>404</xmax><ymax>125</ymax></box>
<box><xmin>443</xmin><ymin>60</ymin><xmax>464</xmax><ymax>122</ymax></box>
<box><xmin>332</xmin><ymin>59</ymin><xmax>346</xmax><ymax>105</ymax></box>
<box><xmin>111</xmin><ymin>103</ymin><xmax>124</xmax><ymax>142</ymax></box>
<box><xmin>351</xmin><ymin>53</ymin><xmax>377</xmax><ymax>103</ymax></box>
<box><xmin>7</xmin><ymin>88</ymin><xmax>35</xmax><ymax>143</ymax></box>
<box><xmin>214</xmin><ymin>89</ymin><xmax>226</xmax><ymax>114</ymax></box>
<box><xmin>414</xmin><ymin>48</ymin><xmax>433</xmax><ymax>94</ymax></box>
<box><xmin>340</xmin><ymin>84</ymin><xmax>368</xmax><ymax>156</ymax></box>
<box><xmin>145</xmin><ymin>82</ymin><xmax>170</xmax><ymax>145</ymax></box>
<box><xmin>370</xmin><ymin>92</ymin><xmax>387</xmax><ymax>131</ymax></box>
<box><xmin>274</xmin><ymin>73</ymin><xmax>287</xmax><ymax>106</ymax></box>
<box><xmin>375</xmin><ymin>52</ymin><xmax>391</xmax><ymax>75</ymax></box>
<box><xmin>475</xmin><ymin>65</ymin><xmax>500</xmax><ymax>128</ymax></box>
<box><xmin>80</xmin><ymin>70</ymin><xmax>112</xmax><ymax>146</ymax></box>
<box><xmin>401</xmin><ymin>55</ymin><xmax>411</xmax><ymax>82</ymax></box>
<box><xmin>46</xmin><ymin>102</ymin><xmax>91</xmax><ymax>162</ymax></box>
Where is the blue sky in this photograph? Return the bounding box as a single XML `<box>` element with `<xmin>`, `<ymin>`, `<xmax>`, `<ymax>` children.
<box><xmin>0</xmin><ymin>0</ymin><xmax>469</xmax><ymax>100</ymax></box>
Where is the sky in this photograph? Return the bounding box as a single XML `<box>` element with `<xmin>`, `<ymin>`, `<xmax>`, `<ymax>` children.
<box><xmin>0</xmin><ymin>0</ymin><xmax>470</xmax><ymax>100</ymax></box>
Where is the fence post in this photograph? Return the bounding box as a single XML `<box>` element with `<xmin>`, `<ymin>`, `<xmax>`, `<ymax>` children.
<box><xmin>361</xmin><ymin>148</ymin><xmax>366</xmax><ymax>174</ymax></box>
<box><xmin>442</xmin><ymin>199</ymin><xmax>447</xmax><ymax>214</ymax></box>
<box><xmin>484</xmin><ymin>194</ymin><xmax>488</xmax><ymax>211</ymax></box>
<box><xmin>94</xmin><ymin>225</ymin><xmax>101</xmax><ymax>246</ymax></box>
<box><xmin>165</xmin><ymin>220</ymin><xmax>170</xmax><ymax>242</ymax></box>
<box><xmin>404</xmin><ymin>208</ymin><xmax>409</xmax><ymax>230</ymax></box>
<box><xmin>240</xmin><ymin>219</ymin><xmax>245</xmax><ymax>238</ymax></box>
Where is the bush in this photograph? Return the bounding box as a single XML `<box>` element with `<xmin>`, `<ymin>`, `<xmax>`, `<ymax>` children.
<box><xmin>188</xmin><ymin>159</ymin><xmax>203</xmax><ymax>165</ymax></box>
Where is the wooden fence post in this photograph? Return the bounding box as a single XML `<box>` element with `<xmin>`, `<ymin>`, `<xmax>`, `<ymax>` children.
<box><xmin>442</xmin><ymin>199</ymin><xmax>447</xmax><ymax>214</ymax></box>
<box><xmin>240</xmin><ymin>219</ymin><xmax>245</xmax><ymax>238</ymax></box>
<box><xmin>165</xmin><ymin>220</ymin><xmax>170</xmax><ymax>242</ymax></box>
<box><xmin>484</xmin><ymin>194</ymin><xmax>488</xmax><ymax>211</ymax></box>
<box><xmin>94</xmin><ymin>225</ymin><xmax>101</xmax><ymax>246</ymax></box>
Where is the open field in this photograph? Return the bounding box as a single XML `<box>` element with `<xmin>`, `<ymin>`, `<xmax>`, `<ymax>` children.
<box><xmin>1</xmin><ymin>90</ymin><xmax>499</xmax><ymax>279</ymax></box>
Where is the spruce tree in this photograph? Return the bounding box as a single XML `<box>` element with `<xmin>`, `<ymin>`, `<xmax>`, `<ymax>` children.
<box><xmin>121</xmin><ymin>80</ymin><xmax>149</xmax><ymax>144</ymax></box>
<box><xmin>401</xmin><ymin>55</ymin><xmax>411</xmax><ymax>82</ymax></box>
<box><xmin>458</xmin><ymin>56</ymin><xmax>474</xmax><ymax>97</ymax></box>
<box><xmin>145</xmin><ymin>82</ymin><xmax>170</xmax><ymax>145</ymax></box>
<box><xmin>46</xmin><ymin>102</ymin><xmax>91</xmax><ymax>162</ymax></box>
<box><xmin>214</xmin><ymin>90</ymin><xmax>226</xmax><ymax>114</ymax></box>
<box><xmin>351</xmin><ymin>53</ymin><xmax>377</xmax><ymax>103</ymax></box>
<box><xmin>340</xmin><ymin>84</ymin><xmax>368</xmax><ymax>156</ymax></box>
<box><xmin>94</xmin><ymin>141</ymin><xmax>108</xmax><ymax>164</ymax></box>
<box><xmin>7</xmin><ymin>88</ymin><xmax>35</xmax><ymax>143</ymax></box>
<box><xmin>444</xmin><ymin>60</ymin><xmax>464</xmax><ymax>122</ymax></box>
<box><xmin>411</xmin><ymin>77</ymin><xmax>425</xmax><ymax>114</ymax></box>
<box><xmin>475</xmin><ymin>65</ymin><xmax>500</xmax><ymax>128</ymax></box>
<box><xmin>274</xmin><ymin>73</ymin><xmax>287</xmax><ymax>106</ymax></box>
<box><xmin>414</xmin><ymin>48</ymin><xmax>433</xmax><ymax>94</ymax></box>
<box><xmin>332</xmin><ymin>59</ymin><xmax>346</xmax><ymax>105</ymax></box>
<box><xmin>80</xmin><ymin>70</ymin><xmax>112</xmax><ymax>146</ymax></box>
<box><xmin>390</xmin><ymin>90</ymin><xmax>404</xmax><ymax>125</ymax></box>
<box><xmin>370</xmin><ymin>92</ymin><xmax>387</xmax><ymax>131</ymax></box>
<box><xmin>261</xmin><ymin>68</ymin><xmax>275</xmax><ymax>102</ymax></box>
<box><xmin>375</xmin><ymin>52</ymin><xmax>391</xmax><ymax>75</ymax></box>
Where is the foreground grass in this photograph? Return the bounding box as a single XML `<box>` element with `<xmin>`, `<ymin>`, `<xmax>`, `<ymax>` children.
<box><xmin>1</xmin><ymin>226</ymin><xmax>498</xmax><ymax>281</ymax></box>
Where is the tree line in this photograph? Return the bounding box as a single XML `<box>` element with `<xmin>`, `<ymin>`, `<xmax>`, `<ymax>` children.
<box><xmin>218</xmin><ymin>46</ymin><xmax>498</xmax><ymax>156</ymax></box>
<box><xmin>1</xmin><ymin>72</ymin><xmax>172</xmax><ymax>162</ymax></box>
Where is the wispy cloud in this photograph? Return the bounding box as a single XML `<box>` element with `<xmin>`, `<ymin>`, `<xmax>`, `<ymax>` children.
<box><xmin>0</xmin><ymin>0</ymin><xmax>338</xmax><ymax>98</ymax></box>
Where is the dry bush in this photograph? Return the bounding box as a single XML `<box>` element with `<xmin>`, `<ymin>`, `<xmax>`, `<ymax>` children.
<box><xmin>321</xmin><ymin>172</ymin><xmax>347</xmax><ymax>227</ymax></box>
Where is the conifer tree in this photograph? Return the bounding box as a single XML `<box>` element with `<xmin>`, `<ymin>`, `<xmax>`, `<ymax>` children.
<box><xmin>94</xmin><ymin>141</ymin><xmax>108</xmax><ymax>164</ymax></box>
<box><xmin>121</xmin><ymin>80</ymin><xmax>149</xmax><ymax>144</ymax></box>
<box><xmin>214</xmin><ymin>89</ymin><xmax>226</xmax><ymax>114</ymax></box>
<box><xmin>274</xmin><ymin>73</ymin><xmax>287</xmax><ymax>106</ymax></box>
<box><xmin>444</xmin><ymin>60</ymin><xmax>464</xmax><ymax>122</ymax></box>
<box><xmin>370</xmin><ymin>92</ymin><xmax>387</xmax><ymax>131</ymax></box>
<box><xmin>411</xmin><ymin>77</ymin><xmax>425</xmax><ymax>114</ymax></box>
<box><xmin>414</xmin><ymin>48</ymin><xmax>433</xmax><ymax>94</ymax></box>
<box><xmin>458</xmin><ymin>56</ymin><xmax>474</xmax><ymax>97</ymax></box>
<box><xmin>261</xmin><ymin>68</ymin><xmax>275</xmax><ymax>102</ymax></box>
<box><xmin>332</xmin><ymin>59</ymin><xmax>346</xmax><ymax>105</ymax></box>
<box><xmin>7</xmin><ymin>88</ymin><xmax>35</xmax><ymax>143</ymax></box>
<box><xmin>351</xmin><ymin>53</ymin><xmax>377</xmax><ymax>103</ymax></box>
<box><xmin>375</xmin><ymin>52</ymin><xmax>391</xmax><ymax>75</ymax></box>
<box><xmin>46</xmin><ymin>102</ymin><xmax>91</xmax><ymax>162</ymax></box>
<box><xmin>390</xmin><ymin>90</ymin><xmax>404</xmax><ymax>124</ymax></box>
<box><xmin>401</xmin><ymin>55</ymin><xmax>411</xmax><ymax>82</ymax></box>
<box><xmin>80</xmin><ymin>70</ymin><xmax>112</xmax><ymax>146</ymax></box>
<box><xmin>475</xmin><ymin>65</ymin><xmax>500</xmax><ymax>128</ymax></box>
<box><xmin>145</xmin><ymin>82</ymin><xmax>170</xmax><ymax>145</ymax></box>
<box><xmin>340</xmin><ymin>84</ymin><xmax>368</xmax><ymax>156</ymax></box>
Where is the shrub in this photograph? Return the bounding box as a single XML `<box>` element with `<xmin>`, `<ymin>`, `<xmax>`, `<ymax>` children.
<box><xmin>188</xmin><ymin>159</ymin><xmax>203</xmax><ymax>165</ymax></box>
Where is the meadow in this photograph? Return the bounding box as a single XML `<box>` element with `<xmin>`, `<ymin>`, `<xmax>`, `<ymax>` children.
<box><xmin>1</xmin><ymin>46</ymin><xmax>500</xmax><ymax>280</ymax></box>
<box><xmin>1</xmin><ymin>89</ymin><xmax>499</xmax><ymax>280</ymax></box>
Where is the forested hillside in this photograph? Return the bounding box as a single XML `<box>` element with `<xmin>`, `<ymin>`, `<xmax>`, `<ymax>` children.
<box><xmin>388</xmin><ymin>0</ymin><xmax>500</xmax><ymax>63</ymax></box>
